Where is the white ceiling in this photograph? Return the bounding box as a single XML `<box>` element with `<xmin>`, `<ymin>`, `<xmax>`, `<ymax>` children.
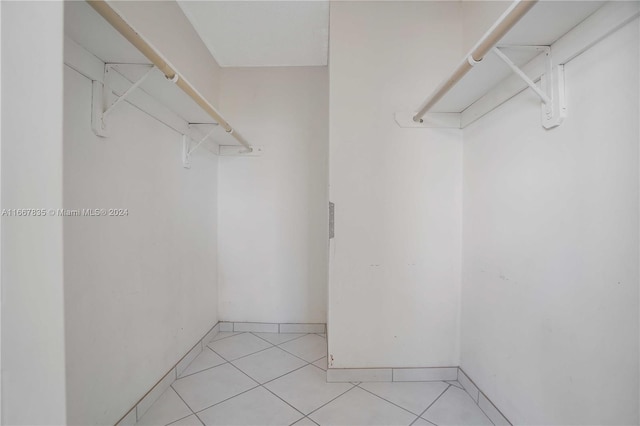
<box><xmin>177</xmin><ymin>1</ymin><xmax>329</xmax><ymax>67</ymax></box>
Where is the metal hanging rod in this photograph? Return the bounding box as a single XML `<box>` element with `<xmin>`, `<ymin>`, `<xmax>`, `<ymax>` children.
<box><xmin>87</xmin><ymin>0</ymin><xmax>252</xmax><ymax>153</ymax></box>
<box><xmin>412</xmin><ymin>0</ymin><xmax>538</xmax><ymax>123</ymax></box>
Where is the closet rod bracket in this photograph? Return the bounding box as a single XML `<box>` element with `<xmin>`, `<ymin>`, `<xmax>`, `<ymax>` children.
<box><xmin>493</xmin><ymin>46</ymin><xmax>566</xmax><ymax>129</ymax></box>
<box><xmin>91</xmin><ymin>63</ymin><xmax>156</xmax><ymax>137</ymax></box>
<box><xmin>219</xmin><ymin>145</ymin><xmax>264</xmax><ymax>157</ymax></box>
<box><xmin>182</xmin><ymin>123</ymin><xmax>219</xmax><ymax>168</ymax></box>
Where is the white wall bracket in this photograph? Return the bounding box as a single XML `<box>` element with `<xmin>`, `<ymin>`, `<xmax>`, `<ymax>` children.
<box><xmin>219</xmin><ymin>145</ymin><xmax>263</xmax><ymax>157</ymax></box>
<box><xmin>394</xmin><ymin>112</ymin><xmax>461</xmax><ymax>129</ymax></box>
<box><xmin>182</xmin><ymin>124</ymin><xmax>219</xmax><ymax>168</ymax></box>
<box><xmin>493</xmin><ymin>46</ymin><xmax>566</xmax><ymax>129</ymax></box>
<box><xmin>91</xmin><ymin>63</ymin><xmax>155</xmax><ymax>137</ymax></box>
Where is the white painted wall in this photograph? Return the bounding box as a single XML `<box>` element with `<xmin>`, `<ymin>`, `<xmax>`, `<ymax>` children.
<box><xmin>328</xmin><ymin>1</ymin><xmax>464</xmax><ymax>368</ymax></box>
<box><xmin>1</xmin><ymin>2</ymin><xmax>67</xmax><ymax>424</ymax></box>
<box><xmin>111</xmin><ymin>0</ymin><xmax>222</xmax><ymax>108</ymax></box>
<box><xmin>217</xmin><ymin>67</ymin><xmax>328</xmax><ymax>323</ymax></box>
<box><xmin>461</xmin><ymin>1</ymin><xmax>510</xmax><ymax>52</ymax></box>
<box><xmin>461</xmin><ymin>18</ymin><xmax>639</xmax><ymax>425</ymax></box>
<box><xmin>63</xmin><ymin>65</ymin><xmax>219</xmax><ymax>425</ymax></box>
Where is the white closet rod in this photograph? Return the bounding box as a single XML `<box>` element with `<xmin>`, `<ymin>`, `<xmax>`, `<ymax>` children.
<box><xmin>87</xmin><ymin>0</ymin><xmax>253</xmax><ymax>152</ymax></box>
<box><xmin>412</xmin><ymin>0</ymin><xmax>538</xmax><ymax>123</ymax></box>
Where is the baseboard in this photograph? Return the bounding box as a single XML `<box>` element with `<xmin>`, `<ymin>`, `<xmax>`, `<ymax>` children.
<box><xmin>326</xmin><ymin>367</ymin><xmax>458</xmax><ymax>382</ymax></box>
<box><xmin>326</xmin><ymin>366</ymin><xmax>511</xmax><ymax>425</ymax></box>
<box><xmin>114</xmin><ymin>322</ymin><xmax>221</xmax><ymax>426</ymax></box>
<box><xmin>458</xmin><ymin>368</ymin><xmax>512</xmax><ymax>425</ymax></box>
<box><xmin>219</xmin><ymin>321</ymin><xmax>326</xmax><ymax>334</ymax></box>
<box><xmin>114</xmin><ymin>321</ymin><xmax>327</xmax><ymax>425</ymax></box>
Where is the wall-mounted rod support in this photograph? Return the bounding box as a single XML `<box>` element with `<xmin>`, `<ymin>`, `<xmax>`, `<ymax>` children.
<box><xmin>491</xmin><ymin>47</ymin><xmax>551</xmax><ymax>104</ymax></box>
<box><xmin>103</xmin><ymin>65</ymin><xmax>155</xmax><ymax>118</ymax></box>
<box><xmin>188</xmin><ymin>126</ymin><xmax>218</xmax><ymax>156</ymax></box>
<box><xmin>412</xmin><ymin>0</ymin><xmax>538</xmax><ymax>122</ymax></box>
<box><xmin>87</xmin><ymin>0</ymin><xmax>253</xmax><ymax>153</ymax></box>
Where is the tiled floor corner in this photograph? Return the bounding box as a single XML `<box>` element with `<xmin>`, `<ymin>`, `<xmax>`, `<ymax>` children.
<box><xmin>136</xmin><ymin>332</ymin><xmax>496</xmax><ymax>426</ymax></box>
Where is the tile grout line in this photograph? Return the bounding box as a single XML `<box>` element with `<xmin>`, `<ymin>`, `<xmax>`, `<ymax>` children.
<box><xmin>304</xmin><ymin>384</ymin><xmax>359</xmax><ymax>419</ymax></box>
<box><xmin>277</xmin><ymin>344</ymin><xmax>322</xmax><ymax>365</ymax></box>
<box><xmin>193</xmin><ymin>384</ymin><xmax>262</xmax><ymax>417</ymax></box>
<box><xmin>275</xmin><ymin>333</ymin><xmax>318</xmax><ymax>346</ymax></box>
<box><xmin>213</xmin><ymin>348</ymin><xmax>309</xmax><ymax>421</ymax></box>
<box><xmin>174</xmin><ymin>360</ymin><xmax>470</xmax><ymax>426</ymax></box>
<box><xmin>141</xmin><ymin>330</ymin><xmax>502</xmax><ymax>426</ymax></box>
<box><xmin>134</xmin><ymin>327</ymin><xmax>328</xmax><ymax>425</ymax></box>
<box><xmin>175</xmin><ymin>359</ymin><xmax>229</xmax><ymax>381</ymax></box>
<box><xmin>161</xmin><ymin>408</ymin><xmax>199</xmax><ymax>426</ymax></box>
<box><xmin>176</xmin><ymin>345</ymin><xmax>229</xmax><ymax>380</ymax></box>
<box><xmin>273</xmin><ymin>336</ymin><xmax>328</xmax><ymax>365</ymax></box>
<box><xmin>169</xmin><ymin>383</ymin><xmax>197</xmax><ymax>416</ymax></box>
<box><xmin>222</xmin><ymin>332</ymin><xmax>324</xmax><ymax>370</ymax></box>
<box><xmin>196</xmin><ymin>347</ymin><xmax>260</xmax><ymax>406</ymax></box>
<box><xmin>216</xmin><ymin>345</ymin><xmax>275</xmax><ymax>362</ymax></box>
<box><xmin>290</xmin><ymin>417</ymin><xmax>320</xmax><ymax>426</ymax></box>
<box><xmin>260</xmin><ymin>383</ymin><xmax>308</xmax><ymax>420</ymax></box>
<box><xmin>411</xmin><ymin>384</ymin><xmax>451</xmax><ymax>426</ymax></box>
<box><xmin>309</xmin><ymin>355</ymin><xmax>328</xmax><ymax>367</ymax></box>
<box><xmin>225</xmin><ymin>342</ymin><xmax>325</xmax><ymax>393</ymax></box>
<box><xmin>193</xmin><ymin>412</ymin><xmax>206</xmax><ymax>426</ymax></box>
<box><xmin>250</xmin><ymin>331</ymin><xmax>310</xmax><ymax>346</ymax></box>
<box><xmin>187</xmin><ymin>347</ymin><xmax>264</xmax><ymax>415</ymax></box>
<box><xmin>219</xmin><ymin>333</ymin><xmax>332</xmax><ymax>414</ymax></box>
<box><xmin>260</xmin><ymin>361</ymin><xmax>313</xmax><ymax>386</ymax></box>
<box><xmin>207</xmin><ymin>334</ymin><xmax>278</xmax><ymax>362</ymax></box>
<box><xmin>354</xmin><ymin>382</ymin><xmax>447</xmax><ymax>418</ymax></box>
<box><xmin>164</xmin><ymin>411</ymin><xmax>203</xmax><ymax>426</ymax></box>
<box><xmin>186</xmin><ymin>335</ymin><xmax>316</xmax><ymax>388</ymax></box>
<box><xmin>208</xmin><ymin>331</ymin><xmax>244</xmax><ymax>344</ymax></box>
<box><xmin>176</xmin><ymin>333</ymin><xmax>441</xmax><ymax>426</ymax></box>
<box><xmin>210</xmin><ymin>342</ymin><xmax>324</xmax><ymax>423</ymax></box>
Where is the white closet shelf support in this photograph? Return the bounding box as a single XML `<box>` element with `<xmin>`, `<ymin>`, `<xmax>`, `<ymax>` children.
<box><xmin>395</xmin><ymin>1</ymin><xmax>637</xmax><ymax>130</ymax></box>
<box><xmin>182</xmin><ymin>124</ymin><xmax>218</xmax><ymax>169</ymax></box>
<box><xmin>86</xmin><ymin>0</ymin><xmax>253</xmax><ymax>153</ymax></box>
<box><xmin>103</xmin><ymin>65</ymin><xmax>155</xmax><ymax>117</ymax></box>
<box><xmin>492</xmin><ymin>47</ymin><xmax>550</xmax><ymax>105</ymax></box>
<box><xmin>92</xmin><ymin>64</ymin><xmax>156</xmax><ymax>136</ymax></box>
<box><xmin>411</xmin><ymin>0</ymin><xmax>538</xmax><ymax>123</ymax></box>
<box><xmin>491</xmin><ymin>45</ymin><xmax>566</xmax><ymax>129</ymax></box>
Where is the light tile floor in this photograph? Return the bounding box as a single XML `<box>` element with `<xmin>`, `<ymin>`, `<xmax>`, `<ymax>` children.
<box><xmin>136</xmin><ymin>332</ymin><xmax>494</xmax><ymax>426</ymax></box>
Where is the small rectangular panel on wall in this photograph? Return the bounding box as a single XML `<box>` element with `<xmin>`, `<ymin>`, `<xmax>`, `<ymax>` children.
<box><xmin>329</xmin><ymin>202</ymin><xmax>334</xmax><ymax>239</ymax></box>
